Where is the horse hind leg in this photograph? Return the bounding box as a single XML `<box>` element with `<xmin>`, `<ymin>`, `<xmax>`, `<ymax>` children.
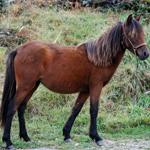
<box><xmin>2</xmin><ymin>81</ymin><xmax>39</xmax><ymax>149</ymax></box>
<box><xmin>63</xmin><ymin>91</ymin><xmax>89</xmax><ymax>142</ymax></box>
<box><xmin>18</xmin><ymin>80</ymin><xmax>40</xmax><ymax>142</ymax></box>
<box><xmin>2</xmin><ymin>95</ymin><xmax>16</xmax><ymax>149</ymax></box>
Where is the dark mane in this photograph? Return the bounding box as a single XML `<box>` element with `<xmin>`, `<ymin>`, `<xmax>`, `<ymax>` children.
<box><xmin>84</xmin><ymin>22</ymin><xmax>123</xmax><ymax>67</ymax></box>
<box><xmin>84</xmin><ymin>20</ymin><xmax>144</xmax><ymax>67</ymax></box>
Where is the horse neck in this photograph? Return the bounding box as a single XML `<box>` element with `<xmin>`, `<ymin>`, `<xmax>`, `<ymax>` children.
<box><xmin>85</xmin><ymin>23</ymin><xmax>125</xmax><ymax>67</ymax></box>
<box><xmin>111</xmin><ymin>48</ymin><xmax>126</xmax><ymax>69</ymax></box>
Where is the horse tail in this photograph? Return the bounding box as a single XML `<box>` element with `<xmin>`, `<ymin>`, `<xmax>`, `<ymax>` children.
<box><xmin>0</xmin><ymin>49</ymin><xmax>18</xmax><ymax>127</ymax></box>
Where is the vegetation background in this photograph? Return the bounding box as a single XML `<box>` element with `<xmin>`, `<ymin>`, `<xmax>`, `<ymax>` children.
<box><xmin>0</xmin><ymin>0</ymin><xmax>150</xmax><ymax>149</ymax></box>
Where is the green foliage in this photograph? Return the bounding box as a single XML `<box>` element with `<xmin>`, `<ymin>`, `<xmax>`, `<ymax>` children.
<box><xmin>111</xmin><ymin>0</ymin><xmax>150</xmax><ymax>24</ymax></box>
<box><xmin>0</xmin><ymin>47</ymin><xmax>6</xmax><ymax>71</ymax></box>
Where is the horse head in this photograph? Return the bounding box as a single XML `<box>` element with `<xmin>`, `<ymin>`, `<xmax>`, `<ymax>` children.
<box><xmin>122</xmin><ymin>14</ymin><xmax>149</xmax><ymax>60</ymax></box>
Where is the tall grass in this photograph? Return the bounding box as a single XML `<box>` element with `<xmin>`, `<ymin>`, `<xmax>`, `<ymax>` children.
<box><xmin>0</xmin><ymin>4</ymin><xmax>150</xmax><ymax>149</ymax></box>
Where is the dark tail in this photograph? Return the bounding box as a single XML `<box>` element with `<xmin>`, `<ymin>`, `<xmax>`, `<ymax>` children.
<box><xmin>0</xmin><ymin>49</ymin><xmax>18</xmax><ymax>127</ymax></box>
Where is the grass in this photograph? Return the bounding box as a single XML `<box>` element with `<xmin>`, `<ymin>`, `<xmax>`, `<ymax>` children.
<box><xmin>0</xmin><ymin>3</ymin><xmax>150</xmax><ymax>149</ymax></box>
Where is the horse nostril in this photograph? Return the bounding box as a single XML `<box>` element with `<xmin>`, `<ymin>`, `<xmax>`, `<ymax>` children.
<box><xmin>143</xmin><ymin>50</ymin><xmax>147</xmax><ymax>57</ymax></box>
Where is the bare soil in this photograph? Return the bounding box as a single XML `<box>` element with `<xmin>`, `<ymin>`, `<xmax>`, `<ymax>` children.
<box><xmin>18</xmin><ymin>139</ymin><xmax>150</xmax><ymax>150</ymax></box>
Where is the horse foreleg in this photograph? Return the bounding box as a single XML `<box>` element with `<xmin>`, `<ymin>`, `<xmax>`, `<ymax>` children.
<box><xmin>18</xmin><ymin>81</ymin><xmax>40</xmax><ymax>142</ymax></box>
<box><xmin>89</xmin><ymin>84</ymin><xmax>104</xmax><ymax>146</ymax></box>
<box><xmin>63</xmin><ymin>91</ymin><xmax>89</xmax><ymax>142</ymax></box>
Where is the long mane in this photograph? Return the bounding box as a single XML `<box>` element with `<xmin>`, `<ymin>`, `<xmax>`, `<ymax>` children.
<box><xmin>84</xmin><ymin>19</ymin><xmax>144</xmax><ymax>67</ymax></box>
<box><xmin>84</xmin><ymin>22</ymin><xmax>123</xmax><ymax>67</ymax></box>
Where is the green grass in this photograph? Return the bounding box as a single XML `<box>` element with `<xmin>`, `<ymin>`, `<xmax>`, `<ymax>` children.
<box><xmin>0</xmin><ymin>4</ymin><xmax>150</xmax><ymax>149</ymax></box>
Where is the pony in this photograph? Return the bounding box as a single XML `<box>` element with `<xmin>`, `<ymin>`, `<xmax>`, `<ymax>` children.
<box><xmin>0</xmin><ymin>14</ymin><xmax>149</xmax><ymax>149</ymax></box>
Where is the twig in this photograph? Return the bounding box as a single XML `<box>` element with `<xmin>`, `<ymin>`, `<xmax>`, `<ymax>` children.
<box><xmin>53</xmin><ymin>30</ymin><xmax>62</xmax><ymax>44</ymax></box>
<box><xmin>19</xmin><ymin>26</ymin><xmax>24</xmax><ymax>32</ymax></box>
<box><xmin>144</xmin><ymin>91</ymin><xmax>150</xmax><ymax>94</ymax></box>
<box><xmin>136</xmin><ymin>75</ymin><xmax>144</xmax><ymax>93</ymax></box>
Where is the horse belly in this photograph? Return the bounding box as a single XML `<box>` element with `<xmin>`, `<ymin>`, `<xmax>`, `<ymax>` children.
<box><xmin>41</xmin><ymin>75</ymin><xmax>88</xmax><ymax>94</ymax></box>
<box><xmin>40</xmin><ymin>63</ymin><xmax>89</xmax><ymax>94</ymax></box>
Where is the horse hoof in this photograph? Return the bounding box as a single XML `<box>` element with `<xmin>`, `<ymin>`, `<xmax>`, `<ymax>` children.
<box><xmin>65</xmin><ymin>138</ymin><xmax>72</xmax><ymax>143</ymax></box>
<box><xmin>6</xmin><ymin>145</ymin><xmax>15</xmax><ymax>149</ymax></box>
<box><xmin>20</xmin><ymin>135</ymin><xmax>31</xmax><ymax>142</ymax></box>
<box><xmin>24</xmin><ymin>137</ymin><xmax>31</xmax><ymax>142</ymax></box>
<box><xmin>96</xmin><ymin>140</ymin><xmax>104</xmax><ymax>146</ymax></box>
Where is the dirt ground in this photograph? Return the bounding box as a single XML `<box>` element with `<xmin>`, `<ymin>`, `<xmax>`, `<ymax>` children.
<box><xmin>23</xmin><ymin>139</ymin><xmax>150</xmax><ymax>150</ymax></box>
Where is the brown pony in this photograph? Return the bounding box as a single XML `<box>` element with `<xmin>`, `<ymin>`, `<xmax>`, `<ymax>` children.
<box><xmin>0</xmin><ymin>14</ymin><xmax>149</xmax><ymax>149</ymax></box>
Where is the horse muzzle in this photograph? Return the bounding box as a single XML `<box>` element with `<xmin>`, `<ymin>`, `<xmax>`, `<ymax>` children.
<box><xmin>137</xmin><ymin>47</ymin><xmax>149</xmax><ymax>60</ymax></box>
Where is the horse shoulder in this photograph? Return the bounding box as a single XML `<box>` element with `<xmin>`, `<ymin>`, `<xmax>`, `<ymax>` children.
<box><xmin>89</xmin><ymin>66</ymin><xmax>115</xmax><ymax>88</ymax></box>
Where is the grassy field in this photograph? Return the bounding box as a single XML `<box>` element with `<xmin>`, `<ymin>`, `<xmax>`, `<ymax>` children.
<box><xmin>0</xmin><ymin>3</ymin><xmax>150</xmax><ymax>149</ymax></box>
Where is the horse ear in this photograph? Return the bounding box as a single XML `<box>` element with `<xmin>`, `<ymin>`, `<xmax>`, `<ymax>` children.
<box><xmin>125</xmin><ymin>14</ymin><xmax>133</xmax><ymax>27</ymax></box>
<box><xmin>135</xmin><ymin>15</ymin><xmax>141</xmax><ymax>22</ymax></box>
